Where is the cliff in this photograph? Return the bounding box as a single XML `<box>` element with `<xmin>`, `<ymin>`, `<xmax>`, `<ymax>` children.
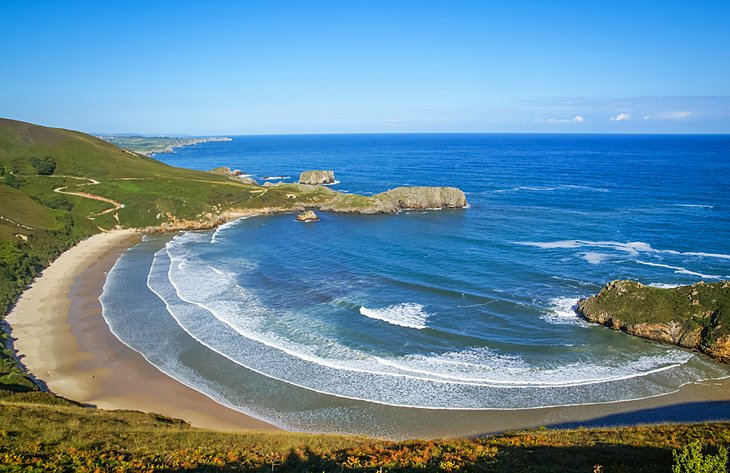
<box><xmin>299</xmin><ymin>170</ymin><xmax>336</xmax><ymax>185</ymax></box>
<box><xmin>576</xmin><ymin>280</ymin><xmax>730</xmax><ymax>363</ymax></box>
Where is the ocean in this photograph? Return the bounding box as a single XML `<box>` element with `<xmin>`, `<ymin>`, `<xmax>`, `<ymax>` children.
<box><xmin>101</xmin><ymin>134</ymin><xmax>730</xmax><ymax>437</ymax></box>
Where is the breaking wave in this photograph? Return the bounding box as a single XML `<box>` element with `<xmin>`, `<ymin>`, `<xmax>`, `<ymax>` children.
<box><xmin>359</xmin><ymin>303</ymin><xmax>429</xmax><ymax>329</ymax></box>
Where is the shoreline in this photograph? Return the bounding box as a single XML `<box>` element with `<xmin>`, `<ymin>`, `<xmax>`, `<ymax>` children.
<box><xmin>3</xmin><ymin>228</ymin><xmax>730</xmax><ymax>438</ymax></box>
<box><xmin>6</xmin><ymin>229</ymin><xmax>276</xmax><ymax>432</ymax></box>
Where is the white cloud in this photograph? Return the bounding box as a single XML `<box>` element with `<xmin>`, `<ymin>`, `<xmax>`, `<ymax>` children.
<box><xmin>643</xmin><ymin>115</ymin><xmax>651</xmax><ymax>120</ymax></box>
<box><xmin>610</xmin><ymin>112</ymin><xmax>632</xmax><ymax>121</ymax></box>
<box><xmin>546</xmin><ymin>115</ymin><xmax>584</xmax><ymax>124</ymax></box>
<box><xmin>660</xmin><ymin>111</ymin><xmax>693</xmax><ymax>121</ymax></box>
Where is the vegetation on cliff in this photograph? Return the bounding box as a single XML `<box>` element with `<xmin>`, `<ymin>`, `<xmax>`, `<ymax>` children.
<box><xmin>577</xmin><ymin>280</ymin><xmax>730</xmax><ymax>363</ymax></box>
<box><xmin>1</xmin><ymin>391</ymin><xmax>728</xmax><ymax>472</ymax></box>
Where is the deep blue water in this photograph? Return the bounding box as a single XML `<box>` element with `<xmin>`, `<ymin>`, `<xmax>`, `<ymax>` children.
<box><xmin>102</xmin><ymin>134</ymin><xmax>730</xmax><ymax>437</ymax></box>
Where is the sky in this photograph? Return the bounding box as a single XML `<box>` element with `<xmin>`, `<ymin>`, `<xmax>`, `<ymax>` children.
<box><xmin>1</xmin><ymin>1</ymin><xmax>729</xmax><ymax>134</ymax></box>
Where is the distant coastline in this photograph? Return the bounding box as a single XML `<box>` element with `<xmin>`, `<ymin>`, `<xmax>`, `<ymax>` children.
<box><xmin>98</xmin><ymin>135</ymin><xmax>232</xmax><ymax>156</ymax></box>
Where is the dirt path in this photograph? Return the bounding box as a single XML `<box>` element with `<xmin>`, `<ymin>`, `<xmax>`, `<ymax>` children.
<box><xmin>53</xmin><ymin>177</ymin><xmax>124</xmax><ymax>217</ymax></box>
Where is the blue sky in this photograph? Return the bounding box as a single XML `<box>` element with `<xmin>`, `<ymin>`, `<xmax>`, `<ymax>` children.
<box><xmin>1</xmin><ymin>1</ymin><xmax>729</xmax><ymax>134</ymax></box>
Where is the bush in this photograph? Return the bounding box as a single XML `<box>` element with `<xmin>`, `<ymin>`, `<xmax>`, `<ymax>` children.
<box><xmin>672</xmin><ymin>441</ymin><xmax>728</xmax><ymax>473</ymax></box>
<box><xmin>3</xmin><ymin>173</ymin><xmax>19</xmax><ymax>189</ymax></box>
<box><xmin>30</xmin><ymin>155</ymin><xmax>56</xmax><ymax>175</ymax></box>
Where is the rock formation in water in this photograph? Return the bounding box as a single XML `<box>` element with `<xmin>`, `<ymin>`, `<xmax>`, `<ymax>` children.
<box><xmin>576</xmin><ymin>280</ymin><xmax>730</xmax><ymax>363</ymax></box>
<box><xmin>378</xmin><ymin>186</ymin><xmax>468</xmax><ymax>210</ymax></box>
<box><xmin>296</xmin><ymin>210</ymin><xmax>320</xmax><ymax>222</ymax></box>
<box><xmin>299</xmin><ymin>170</ymin><xmax>336</xmax><ymax>185</ymax></box>
<box><xmin>319</xmin><ymin>186</ymin><xmax>468</xmax><ymax>214</ymax></box>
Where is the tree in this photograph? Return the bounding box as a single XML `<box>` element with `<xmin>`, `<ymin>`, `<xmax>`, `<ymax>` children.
<box><xmin>30</xmin><ymin>155</ymin><xmax>56</xmax><ymax>175</ymax></box>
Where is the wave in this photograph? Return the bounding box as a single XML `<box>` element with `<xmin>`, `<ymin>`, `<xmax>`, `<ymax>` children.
<box><xmin>540</xmin><ymin>297</ymin><xmax>591</xmax><ymax>327</ymax></box>
<box><xmin>649</xmin><ymin>283</ymin><xmax>682</xmax><ymax>288</ymax></box>
<box><xmin>515</xmin><ymin>239</ymin><xmax>730</xmax><ymax>261</ymax></box>
<box><xmin>322</xmin><ymin>180</ymin><xmax>341</xmax><ymax>186</ymax></box>
<box><xmin>580</xmin><ymin>251</ymin><xmax>611</xmax><ymax>264</ymax></box>
<box><xmin>138</xmin><ymin>234</ymin><xmax>715</xmax><ymax>409</ymax></box>
<box><xmin>359</xmin><ymin>303</ymin><xmax>429</xmax><ymax>329</ymax></box>
<box><xmin>672</xmin><ymin>204</ymin><xmax>714</xmax><ymax>209</ymax></box>
<box><xmin>635</xmin><ymin>261</ymin><xmax>724</xmax><ymax>280</ymax></box>
<box><xmin>261</xmin><ymin>176</ymin><xmax>291</xmax><ymax>180</ymax></box>
<box><xmin>210</xmin><ymin>217</ymin><xmax>248</xmax><ymax>243</ymax></box>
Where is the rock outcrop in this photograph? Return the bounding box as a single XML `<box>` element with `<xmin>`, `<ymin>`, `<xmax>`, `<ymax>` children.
<box><xmin>576</xmin><ymin>280</ymin><xmax>730</xmax><ymax>363</ymax></box>
<box><xmin>299</xmin><ymin>170</ymin><xmax>336</xmax><ymax>185</ymax></box>
<box><xmin>209</xmin><ymin>166</ymin><xmax>258</xmax><ymax>185</ymax></box>
<box><xmin>317</xmin><ymin>186</ymin><xmax>468</xmax><ymax>214</ymax></box>
<box><xmin>377</xmin><ymin>186</ymin><xmax>467</xmax><ymax>210</ymax></box>
<box><xmin>237</xmin><ymin>176</ymin><xmax>259</xmax><ymax>186</ymax></box>
<box><xmin>296</xmin><ymin>210</ymin><xmax>320</xmax><ymax>222</ymax></box>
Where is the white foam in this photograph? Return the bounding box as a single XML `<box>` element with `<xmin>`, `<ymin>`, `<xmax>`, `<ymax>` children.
<box><xmin>322</xmin><ymin>180</ymin><xmax>341</xmax><ymax>186</ymax></box>
<box><xmin>261</xmin><ymin>176</ymin><xmax>290</xmax><ymax>180</ymax></box>
<box><xmin>515</xmin><ymin>239</ymin><xmax>730</xmax><ymax>261</ymax></box>
<box><xmin>580</xmin><ymin>252</ymin><xmax>611</xmax><ymax>264</ymax></box>
<box><xmin>635</xmin><ymin>261</ymin><xmax>723</xmax><ymax>279</ymax></box>
<box><xmin>210</xmin><ymin>217</ymin><xmax>247</xmax><ymax>243</ymax></box>
<box><xmin>132</xmin><ymin>232</ymin><xmax>727</xmax><ymax>410</ymax></box>
<box><xmin>541</xmin><ymin>297</ymin><xmax>591</xmax><ymax>327</ymax></box>
<box><xmin>673</xmin><ymin>204</ymin><xmax>714</xmax><ymax>209</ymax></box>
<box><xmin>648</xmin><ymin>283</ymin><xmax>682</xmax><ymax>289</ymax></box>
<box><xmin>359</xmin><ymin>303</ymin><xmax>429</xmax><ymax>329</ymax></box>
<box><xmin>517</xmin><ymin>240</ymin><xmax>582</xmax><ymax>249</ymax></box>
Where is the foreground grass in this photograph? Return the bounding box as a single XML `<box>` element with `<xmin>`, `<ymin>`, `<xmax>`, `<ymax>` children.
<box><xmin>0</xmin><ymin>392</ymin><xmax>728</xmax><ymax>472</ymax></box>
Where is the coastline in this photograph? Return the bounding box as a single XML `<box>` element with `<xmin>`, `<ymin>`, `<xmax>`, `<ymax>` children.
<box><xmin>5</xmin><ymin>229</ymin><xmax>276</xmax><ymax>432</ymax></box>
<box><xmin>3</xmin><ymin>227</ymin><xmax>729</xmax><ymax>438</ymax></box>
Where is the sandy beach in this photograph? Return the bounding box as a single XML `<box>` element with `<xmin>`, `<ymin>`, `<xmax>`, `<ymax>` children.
<box><xmin>4</xmin><ymin>228</ymin><xmax>730</xmax><ymax>438</ymax></box>
<box><xmin>6</xmin><ymin>230</ymin><xmax>276</xmax><ymax>432</ymax></box>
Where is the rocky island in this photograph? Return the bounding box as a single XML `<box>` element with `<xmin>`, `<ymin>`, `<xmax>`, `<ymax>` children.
<box><xmin>299</xmin><ymin>170</ymin><xmax>336</xmax><ymax>185</ymax></box>
<box><xmin>577</xmin><ymin>280</ymin><xmax>730</xmax><ymax>363</ymax></box>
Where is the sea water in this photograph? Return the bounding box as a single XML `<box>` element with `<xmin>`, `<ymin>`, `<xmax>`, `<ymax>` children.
<box><xmin>101</xmin><ymin>134</ymin><xmax>730</xmax><ymax>437</ymax></box>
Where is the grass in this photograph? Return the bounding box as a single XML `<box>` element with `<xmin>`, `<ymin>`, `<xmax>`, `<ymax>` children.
<box><xmin>0</xmin><ymin>392</ymin><xmax>727</xmax><ymax>472</ymax></box>
<box><xmin>577</xmin><ymin>280</ymin><xmax>730</xmax><ymax>355</ymax></box>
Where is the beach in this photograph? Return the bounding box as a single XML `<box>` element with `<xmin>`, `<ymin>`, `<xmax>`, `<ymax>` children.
<box><xmin>6</xmin><ymin>230</ymin><xmax>276</xmax><ymax>432</ymax></box>
<box><xmin>3</xmin><ymin>226</ymin><xmax>729</xmax><ymax>438</ymax></box>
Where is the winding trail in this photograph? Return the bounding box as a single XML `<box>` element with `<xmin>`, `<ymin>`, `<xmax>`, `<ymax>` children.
<box><xmin>52</xmin><ymin>176</ymin><xmax>124</xmax><ymax>217</ymax></box>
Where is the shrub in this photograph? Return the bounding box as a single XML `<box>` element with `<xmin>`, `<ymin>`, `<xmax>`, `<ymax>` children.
<box><xmin>672</xmin><ymin>441</ymin><xmax>728</xmax><ymax>473</ymax></box>
<box><xmin>30</xmin><ymin>155</ymin><xmax>56</xmax><ymax>175</ymax></box>
<box><xmin>3</xmin><ymin>173</ymin><xmax>19</xmax><ymax>189</ymax></box>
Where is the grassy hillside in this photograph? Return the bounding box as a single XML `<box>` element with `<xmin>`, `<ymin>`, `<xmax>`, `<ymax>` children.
<box><xmin>0</xmin><ymin>391</ymin><xmax>727</xmax><ymax>472</ymax></box>
<box><xmin>0</xmin><ymin>119</ymin><xmax>277</xmax><ymax>390</ymax></box>
<box><xmin>0</xmin><ymin>119</ymin><xmax>469</xmax><ymax>391</ymax></box>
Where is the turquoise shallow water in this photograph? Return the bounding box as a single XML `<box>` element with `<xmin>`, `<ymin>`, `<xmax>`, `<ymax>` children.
<box><xmin>101</xmin><ymin>134</ymin><xmax>730</xmax><ymax>436</ymax></box>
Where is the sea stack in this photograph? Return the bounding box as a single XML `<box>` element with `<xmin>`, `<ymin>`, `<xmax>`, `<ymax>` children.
<box><xmin>296</xmin><ymin>210</ymin><xmax>320</xmax><ymax>222</ymax></box>
<box><xmin>299</xmin><ymin>170</ymin><xmax>335</xmax><ymax>185</ymax></box>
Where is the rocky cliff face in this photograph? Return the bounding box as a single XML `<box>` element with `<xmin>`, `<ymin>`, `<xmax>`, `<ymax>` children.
<box><xmin>316</xmin><ymin>186</ymin><xmax>468</xmax><ymax>214</ymax></box>
<box><xmin>377</xmin><ymin>186</ymin><xmax>468</xmax><ymax>210</ymax></box>
<box><xmin>299</xmin><ymin>170</ymin><xmax>336</xmax><ymax>185</ymax></box>
<box><xmin>577</xmin><ymin>280</ymin><xmax>730</xmax><ymax>363</ymax></box>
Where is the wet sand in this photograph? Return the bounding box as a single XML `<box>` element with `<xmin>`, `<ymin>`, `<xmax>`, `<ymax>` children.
<box><xmin>6</xmin><ymin>230</ymin><xmax>276</xmax><ymax>431</ymax></box>
<box><xmin>5</xmin><ymin>230</ymin><xmax>729</xmax><ymax>438</ymax></box>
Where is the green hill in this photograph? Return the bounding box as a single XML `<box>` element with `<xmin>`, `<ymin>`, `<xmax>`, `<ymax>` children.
<box><xmin>0</xmin><ymin>118</ymin><xmax>268</xmax><ymax>390</ymax></box>
<box><xmin>0</xmin><ymin>118</ymin><xmax>468</xmax><ymax>391</ymax></box>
